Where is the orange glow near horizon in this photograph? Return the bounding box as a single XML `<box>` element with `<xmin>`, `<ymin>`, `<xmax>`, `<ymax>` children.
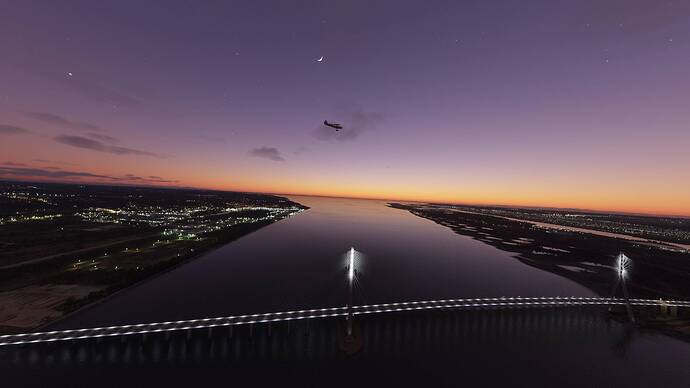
<box><xmin>189</xmin><ymin>176</ymin><xmax>690</xmax><ymax>218</ymax></box>
<box><xmin>1</xmin><ymin>133</ymin><xmax>688</xmax><ymax>218</ymax></box>
<box><xmin>2</xmin><ymin>160</ymin><xmax>689</xmax><ymax>218</ymax></box>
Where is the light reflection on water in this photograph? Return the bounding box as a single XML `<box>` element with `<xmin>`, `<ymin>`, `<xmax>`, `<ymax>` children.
<box><xmin>3</xmin><ymin>308</ymin><xmax>690</xmax><ymax>387</ymax></box>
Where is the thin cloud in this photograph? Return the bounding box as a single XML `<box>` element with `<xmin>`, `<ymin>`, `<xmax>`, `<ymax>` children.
<box><xmin>66</xmin><ymin>77</ymin><xmax>142</xmax><ymax>108</ymax></box>
<box><xmin>55</xmin><ymin>135</ymin><xmax>107</xmax><ymax>151</ymax></box>
<box><xmin>54</xmin><ymin>135</ymin><xmax>170</xmax><ymax>159</ymax></box>
<box><xmin>313</xmin><ymin>108</ymin><xmax>384</xmax><ymax>141</ymax></box>
<box><xmin>0</xmin><ymin>124</ymin><xmax>31</xmax><ymax>135</ymax></box>
<box><xmin>3</xmin><ymin>162</ymin><xmax>28</xmax><ymax>167</ymax></box>
<box><xmin>249</xmin><ymin>147</ymin><xmax>286</xmax><ymax>162</ymax></box>
<box><xmin>32</xmin><ymin>159</ymin><xmax>75</xmax><ymax>166</ymax></box>
<box><xmin>199</xmin><ymin>135</ymin><xmax>227</xmax><ymax>144</ymax></box>
<box><xmin>86</xmin><ymin>133</ymin><xmax>118</xmax><ymax>143</ymax></box>
<box><xmin>0</xmin><ymin>166</ymin><xmax>112</xmax><ymax>181</ymax></box>
<box><xmin>0</xmin><ymin>166</ymin><xmax>178</xmax><ymax>185</ymax></box>
<box><xmin>24</xmin><ymin>112</ymin><xmax>70</xmax><ymax>125</ymax></box>
<box><xmin>294</xmin><ymin>146</ymin><xmax>310</xmax><ymax>155</ymax></box>
<box><xmin>121</xmin><ymin>173</ymin><xmax>178</xmax><ymax>184</ymax></box>
<box><xmin>23</xmin><ymin>111</ymin><xmax>101</xmax><ymax>132</ymax></box>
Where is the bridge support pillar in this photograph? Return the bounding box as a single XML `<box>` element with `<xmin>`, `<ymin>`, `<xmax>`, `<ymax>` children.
<box><xmin>621</xmin><ymin>278</ymin><xmax>635</xmax><ymax>324</ymax></box>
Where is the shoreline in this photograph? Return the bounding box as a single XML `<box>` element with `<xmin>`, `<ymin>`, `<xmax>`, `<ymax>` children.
<box><xmin>389</xmin><ymin>202</ymin><xmax>690</xmax><ymax>341</ymax></box>
<box><xmin>3</xmin><ymin>202</ymin><xmax>309</xmax><ymax>334</ymax></box>
<box><xmin>388</xmin><ymin>202</ymin><xmax>690</xmax><ymax>297</ymax></box>
<box><xmin>40</xmin><ymin>208</ymin><xmax>307</xmax><ymax>332</ymax></box>
<box><xmin>447</xmin><ymin>208</ymin><xmax>690</xmax><ymax>252</ymax></box>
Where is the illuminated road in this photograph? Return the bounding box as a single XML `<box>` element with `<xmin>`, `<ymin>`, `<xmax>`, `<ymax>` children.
<box><xmin>1</xmin><ymin>296</ymin><xmax>688</xmax><ymax>347</ymax></box>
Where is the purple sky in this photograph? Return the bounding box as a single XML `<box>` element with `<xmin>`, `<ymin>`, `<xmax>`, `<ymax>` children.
<box><xmin>1</xmin><ymin>1</ymin><xmax>689</xmax><ymax>215</ymax></box>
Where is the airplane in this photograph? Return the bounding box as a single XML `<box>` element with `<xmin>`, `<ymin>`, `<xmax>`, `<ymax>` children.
<box><xmin>324</xmin><ymin>120</ymin><xmax>343</xmax><ymax>131</ymax></box>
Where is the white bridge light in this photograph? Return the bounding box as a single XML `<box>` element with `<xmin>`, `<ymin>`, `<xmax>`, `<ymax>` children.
<box><xmin>3</xmin><ymin>296</ymin><xmax>690</xmax><ymax>346</ymax></box>
<box><xmin>348</xmin><ymin>247</ymin><xmax>355</xmax><ymax>282</ymax></box>
<box><xmin>617</xmin><ymin>253</ymin><xmax>631</xmax><ymax>279</ymax></box>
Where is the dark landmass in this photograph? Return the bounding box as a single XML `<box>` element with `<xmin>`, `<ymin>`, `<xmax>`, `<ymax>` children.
<box><xmin>433</xmin><ymin>204</ymin><xmax>690</xmax><ymax>245</ymax></box>
<box><xmin>389</xmin><ymin>203</ymin><xmax>690</xmax><ymax>339</ymax></box>
<box><xmin>0</xmin><ymin>181</ymin><xmax>306</xmax><ymax>333</ymax></box>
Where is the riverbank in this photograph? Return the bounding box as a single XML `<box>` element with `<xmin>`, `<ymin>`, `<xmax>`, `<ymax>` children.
<box><xmin>37</xmin><ymin>218</ymin><xmax>296</xmax><ymax>333</ymax></box>
<box><xmin>389</xmin><ymin>203</ymin><xmax>690</xmax><ymax>299</ymax></box>
<box><xmin>0</xmin><ymin>187</ymin><xmax>307</xmax><ymax>334</ymax></box>
<box><xmin>390</xmin><ymin>202</ymin><xmax>690</xmax><ymax>340</ymax></box>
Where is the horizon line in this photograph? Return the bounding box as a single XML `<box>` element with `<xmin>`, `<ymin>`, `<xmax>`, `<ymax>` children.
<box><xmin>2</xmin><ymin>177</ymin><xmax>689</xmax><ymax>219</ymax></box>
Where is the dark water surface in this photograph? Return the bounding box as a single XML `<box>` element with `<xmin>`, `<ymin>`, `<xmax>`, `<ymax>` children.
<box><xmin>3</xmin><ymin>197</ymin><xmax>690</xmax><ymax>387</ymax></box>
<box><xmin>52</xmin><ymin>196</ymin><xmax>594</xmax><ymax>328</ymax></box>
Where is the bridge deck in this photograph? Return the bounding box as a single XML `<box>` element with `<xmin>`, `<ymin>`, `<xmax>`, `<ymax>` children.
<box><xmin>1</xmin><ymin>296</ymin><xmax>688</xmax><ymax>346</ymax></box>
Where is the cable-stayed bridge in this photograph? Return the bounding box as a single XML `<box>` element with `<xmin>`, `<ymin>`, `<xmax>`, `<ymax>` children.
<box><xmin>1</xmin><ymin>296</ymin><xmax>688</xmax><ymax>347</ymax></box>
<box><xmin>3</xmin><ymin>251</ymin><xmax>684</xmax><ymax>349</ymax></box>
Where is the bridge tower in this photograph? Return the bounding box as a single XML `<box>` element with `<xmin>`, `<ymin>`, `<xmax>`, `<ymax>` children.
<box><xmin>611</xmin><ymin>252</ymin><xmax>635</xmax><ymax>324</ymax></box>
<box><xmin>338</xmin><ymin>247</ymin><xmax>363</xmax><ymax>354</ymax></box>
<box><xmin>346</xmin><ymin>247</ymin><xmax>355</xmax><ymax>336</ymax></box>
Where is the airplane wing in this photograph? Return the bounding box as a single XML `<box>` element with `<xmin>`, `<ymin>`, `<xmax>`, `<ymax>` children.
<box><xmin>324</xmin><ymin>120</ymin><xmax>343</xmax><ymax>130</ymax></box>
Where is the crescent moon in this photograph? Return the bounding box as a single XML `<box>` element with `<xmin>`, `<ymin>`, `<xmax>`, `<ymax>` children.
<box><xmin>317</xmin><ymin>56</ymin><xmax>324</xmax><ymax>62</ymax></box>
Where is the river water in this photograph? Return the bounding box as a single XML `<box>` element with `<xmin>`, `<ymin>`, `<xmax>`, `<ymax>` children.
<box><xmin>4</xmin><ymin>196</ymin><xmax>690</xmax><ymax>387</ymax></box>
<box><xmin>52</xmin><ymin>196</ymin><xmax>594</xmax><ymax>328</ymax></box>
